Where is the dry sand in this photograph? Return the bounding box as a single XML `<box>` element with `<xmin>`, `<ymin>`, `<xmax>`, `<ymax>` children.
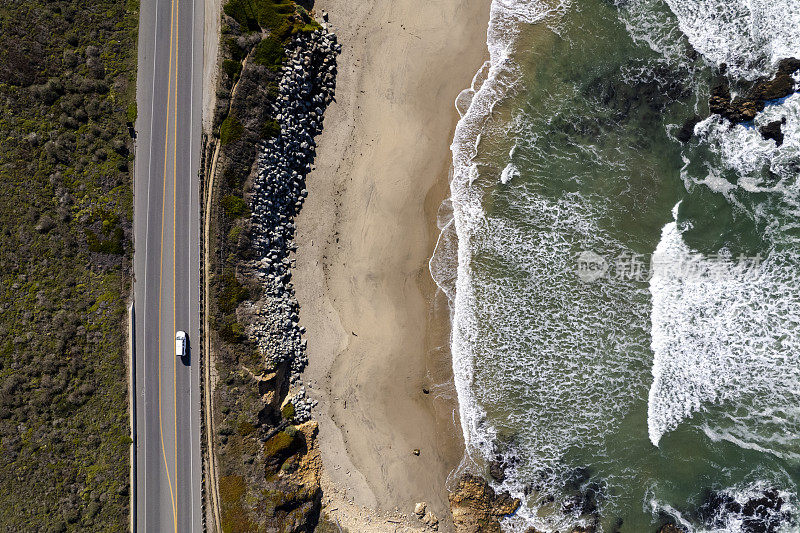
<box><xmin>294</xmin><ymin>0</ymin><xmax>492</xmax><ymax>530</ymax></box>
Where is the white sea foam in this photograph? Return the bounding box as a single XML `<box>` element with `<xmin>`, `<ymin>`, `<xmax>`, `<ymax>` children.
<box><xmin>647</xmin><ymin>204</ymin><xmax>800</xmax><ymax>453</ymax></box>
<box><xmin>651</xmin><ymin>480</ymin><xmax>798</xmax><ymax>533</ymax></box>
<box><xmin>500</xmin><ymin>162</ymin><xmax>519</xmax><ymax>184</ymax></box>
<box><xmin>442</xmin><ymin>0</ymin><xmax>571</xmax><ymax>459</ymax></box>
<box><xmin>646</xmin><ymin>0</ymin><xmax>800</xmax><ymax>454</ymax></box>
<box><xmin>619</xmin><ymin>0</ymin><xmax>687</xmax><ymax>63</ymax></box>
<box><xmin>663</xmin><ymin>0</ymin><xmax>800</xmax><ymax>79</ymax></box>
<box><xmin>438</xmin><ymin>0</ymin><xmax>800</xmax><ymax>529</ymax></box>
<box><xmin>434</xmin><ymin>0</ymin><xmax>592</xmax><ymax>529</ymax></box>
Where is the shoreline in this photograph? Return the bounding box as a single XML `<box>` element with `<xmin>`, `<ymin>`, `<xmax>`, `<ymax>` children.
<box><xmin>294</xmin><ymin>0</ymin><xmax>492</xmax><ymax>529</ymax></box>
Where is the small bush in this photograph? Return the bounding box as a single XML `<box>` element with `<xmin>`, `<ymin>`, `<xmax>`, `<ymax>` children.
<box><xmin>222</xmin><ymin>0</ymin><xmax>260</xmax><ymax>31</ymax></box>
<box><xmin>253</xmin><ymin>37</ymin><xmax>284</xmax><ymax>70</ymax></box>
<box><xmin>222</xmin><ymin>194</ymin><xmax>248</xmax><ymax>219</ymax></box>
<box><xmin>126</xmin><ymin>102</ymin><xmax>137</xmax><ymax>124</ymax></box>
<box><xmin>218</xmin><ymin>316</ymin><xmax>246</xmax><ymax>343</ymax></box>
<box><xmin>218</xmin><ymin>270</ymin><xmax>249</xmax><ymax>314</ymax></box>
<box><xmin>281</xmin><ymin>401</ymin><xmax>295</xmax><ymax>421</ymax></box>
<box><xmin>219</xmin><ymin>114</ymin><xmax>243</xmax><ymax>145</ymax></box>
<box><xmin>85</xmin><ymin>226</ymin><xmax>124</xmax><ymax>254</ymax></box>
<box><xmin>224</xmin><ymin>37</ymin><xmax>246</xmax><ymax>61</ymax></box>
<box><xmin>228</xmin><ymin>225</ymin><xmax>242</xmax><ymax>244</ymax></box>
<box><xmin>237</xmin><ymin>420</ymin><xmax>255</xmax><ymax>436</ymax></box>
<box><xmin>264</xmin><ymin>430</ymin><xmax>298</xmax><ymax>457</ymax></box>
<box><xmin>257</xmin><ymin>1</ymin><xmax>295</xmax><ymax>36</ymax></box>
<box><xmin>219</xmin><ymin>475</ymin><xmax>257</xmax><ymax>532</ymax></box>
<box><xmin>221</xmin><ymin>59</ymin><xmax>242</xmax><ymax>81</ymax></box>
<box><xmin>261</xmin><ymin>118</ymin><xmax>280</xmax><ymax>138</ymax></box>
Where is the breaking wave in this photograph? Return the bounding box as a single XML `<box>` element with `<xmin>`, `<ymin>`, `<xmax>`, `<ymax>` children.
<box><xmin>434</xmin><ymin>0</ymin><xmax>800</xmax><ymax>530</ymax></box>
<box><xmin>647</xmin><ymin>204</ymin><xmax>800</xmax><ymax>456</ymax></box>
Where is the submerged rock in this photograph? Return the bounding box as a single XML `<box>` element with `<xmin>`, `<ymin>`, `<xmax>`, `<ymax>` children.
<box><xmin>676</xmin><ymin>115</ymin><xmax>701</xmax><ymax>143</ymax></box>
<box><xmin>449</xmin><ymin>473</ymin><xmax>520</xmax><ymax>533</ymax></box>
<box><xmin>657</xmin><ymin>524</ymin><xmax>686</xmax><ymax>533</ymax></box>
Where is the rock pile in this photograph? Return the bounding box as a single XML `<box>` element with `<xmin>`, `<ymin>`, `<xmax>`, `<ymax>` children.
<box><xmin>414</xmin><ymin>501</ymin><xmax>440</xmax><ymax>530</ymax></box>
<box><xmin>449</xmin><ymin>473</ymin><xmax>520</xmax><ymax>533</ymax></box>
<box><xmin>243</xmin><ymin>28</ymin><xmax>339</xmax><ymax>393</ymax></box>
<box><xmin>699</xmin><ymin>487</ymin><xmax>790</xmax><ymax>533</ymax></box>
<box><xmin>709</xmin><ymin>57</ymin><xmax>800</xmax><ymax>123</ymax></box>
<box><xmin>288</xmin><ymin>387</ymin><xmax>317</xmax><ymax>423</ymax></box>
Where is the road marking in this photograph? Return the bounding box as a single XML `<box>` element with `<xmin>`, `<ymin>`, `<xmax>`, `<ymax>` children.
<box><xmin>171</xmin><ymin>0</ymin><xmax>180</xmax><ymax>529</ymax></box>
<box><xmin>188</xmin><ymin>0</ymin><xmax>197</xmax><ymax>527</ymax></box>
<box><xmin>157</xmin><ymin>0</ymin><xmax>179</xmax><ymax>523</ymax></box>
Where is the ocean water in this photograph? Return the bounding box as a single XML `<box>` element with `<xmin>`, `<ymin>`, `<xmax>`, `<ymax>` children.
<box><xmin>432</xmin><ymin>0</ymin><xmax>800</xmax><ymax>531</ymax></box>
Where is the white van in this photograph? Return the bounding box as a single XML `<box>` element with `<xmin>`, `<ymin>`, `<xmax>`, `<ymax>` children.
<box><xmin>175</xmin><ymin>331</ymin><xmax>187</xmax><ymax>357</ymax></box>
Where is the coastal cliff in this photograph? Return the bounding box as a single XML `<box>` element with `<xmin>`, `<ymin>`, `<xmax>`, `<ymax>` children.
<box><xmin>202</xmin><ymin>0</ymin><xmax>339</xmax><ymax>529</ymax></box>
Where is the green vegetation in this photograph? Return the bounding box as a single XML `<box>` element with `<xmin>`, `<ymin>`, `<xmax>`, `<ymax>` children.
<box><xmin>220</xmin><ymin>114</ymin><xmax>244</xmax><ymax>145</ymax></box>
<box><xmin>221</xmin><ymin>0</ymin><xmax>321</xmax><ymax>73</ymax></box>
<box><xmin>0</xmin><ymin>0</ymin><xmax>137</xmax><ymax>529</ymax></box>
<box><xmin>222</xmin><ymin>194</ymin><xmax>249</xmax><ymax>219</ymax></box>
<box><xmin>126</xmin><ymin>101</ymin><xmax>137</xmax><ymax>124</ymax></box>
<box><xmin>261</xmin><ymin>117</ymin><xmax>281</xmax><ymax>138</ymax></box>
<box><xmin>222</xmin><ymin>58</ymin><xmax>243</xmax><ymax>80</ymax></box>
<box><xmin>253</xmin><ymin>37</ymin><xmax>285</xmax><ymax>70</ymax></box>
<box><xmin>223</xmin><ymin>0</ymin><xmax>298</xmax><ymax>37</ymax></box>
<box><xmin>281</xmin><ymin>401</ymin><xmax>295</xmax><ymax>421</ymax></box>
<box><xmin>218</xmin><ymin>270</ymin><xmax>250</xmax><ymax>315</ymax></box>
<box><xmin>264</xmin><ymin>429</ymin><xmax>299</xmax><ymax>457</ymax></box>
<box><xmin>219</xmin><ymin>475</ymin><xmax>257</xmax><ymax>533</ymax></box>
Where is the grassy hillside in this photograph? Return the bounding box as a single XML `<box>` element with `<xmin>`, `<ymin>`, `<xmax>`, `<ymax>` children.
<box><xmin>0</xmin><ymin>0</ymin><xmax>138</xmax><ymax>530</ymax></box>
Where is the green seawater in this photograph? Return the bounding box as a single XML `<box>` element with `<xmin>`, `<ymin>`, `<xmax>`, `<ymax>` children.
<box><xmin>443</xmin><ymin>0</ymin><xmax>800</xmax><ymax>531</ymax></box>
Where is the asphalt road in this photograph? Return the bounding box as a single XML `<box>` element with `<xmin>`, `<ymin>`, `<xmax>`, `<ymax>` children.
<box><xmin>133</xmin><ymin>0</ymin><xmax>204</xmax><ymax>530</ymax></box>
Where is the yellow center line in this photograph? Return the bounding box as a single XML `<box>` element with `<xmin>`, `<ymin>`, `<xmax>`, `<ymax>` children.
<box><xmin>172</xmin><ymin>0</ymin><xmax>180</xmax><ymax>530</ymax></box>
<box><xmin>158</xmin><ymin>0</ymin><xmax>179</xmax><ymax>523</ymax></box>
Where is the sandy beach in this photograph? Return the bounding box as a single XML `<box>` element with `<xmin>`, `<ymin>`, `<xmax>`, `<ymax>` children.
<box><xmin>294</xmin><ymin>0</ymin><xmax>491</xmax><ymax>530</ymax></box>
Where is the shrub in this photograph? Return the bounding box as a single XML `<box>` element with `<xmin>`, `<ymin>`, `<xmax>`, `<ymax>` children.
<box><xmin>228</xmin><ymin>225</ymin><xmax>242</xmax><ymax>244</ymax></box>
<box><xmin>219</xmin><ymin>318</ymin><xmax>246</xmax><ymax>343</ymax></box>
<box><xmin>85</xmin><ymin>226</ymin><xmax>124</xmax><ymax>254</ymax></box>
<box><xmin>222</xmin><ymin>194</ymin><xmax>248</xmax><ymax>219</ymax></box>
<box><xmin>126</xmin><ymin>102</ymin><xmax>137</xmax><ymax>124</ymax></box>
<box><xmin>264</xmin><ymin>430</ymin><xmax>297</xmax><ymax>457</ymax></box>
<box><xmin>261</xmin><ymin>118</ymin><xmax>280</xmax><ymax>138</ymax></box>
<box><xmin>223</xmin><ymin>0</ymin><xmax>297</xmax><ymax>39</ymax></box>
<box><xmin>219</xmin><ymin>114</ymin><xmax>243</xmax><ymax>145</ymax></box>
<box><xmin>221</xmin><ymin>59</ymin><xmax>242</xmax><ymax>81</ymax></box>
<box><xmin>253</xmin><ymin>37</ymin><xmax>284</xmax><ymax>70</ymax></box>
<box><xmin>224</xmin><ymin>37</ymin><xmax>246</xmax><ymax>61</ymax></box>
<box><xmin>219</xmin><ymin>475</ymin><xmax>257</xmax><ymax>532</ymax></box>
<box><xmin>218</xmin><ymin>270</ymin><xmax>249</xmax><ymax>314</ymax></box>
<box><xmin>222</xmin><ymin>0</ymin><xmax>259</xmax><ymax>31</ymax></box>
<box><xmin>237</xmin><ymin>420</ymin><xmax>255</xmax><ymax>436</ymax></box>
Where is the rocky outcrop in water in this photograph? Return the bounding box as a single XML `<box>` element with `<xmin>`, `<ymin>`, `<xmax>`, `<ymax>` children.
<box><xmin>449</xmin><ymin>473</ymin><xmax>520</xmax><ymax>533</ymax></box>
<box><xmin>699</xmin><ymin>487</ymin><xmax>791</xmax><ymax>533</ymax></box>
<box><xmin>709</xmin><ymin>57</ymin><xmax>800</xmax><ymax>124</ymax></box>
<box><xmin>760</xmin><ymin>118</ymin><xmax>786</xmax><ymax>146</ymax></box>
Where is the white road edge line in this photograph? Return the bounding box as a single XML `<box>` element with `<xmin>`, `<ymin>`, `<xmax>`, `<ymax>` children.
<box><xmin>188</xmin><ymin>0</ymin><xmax>197</xmax><ymax>528</ymax></box>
